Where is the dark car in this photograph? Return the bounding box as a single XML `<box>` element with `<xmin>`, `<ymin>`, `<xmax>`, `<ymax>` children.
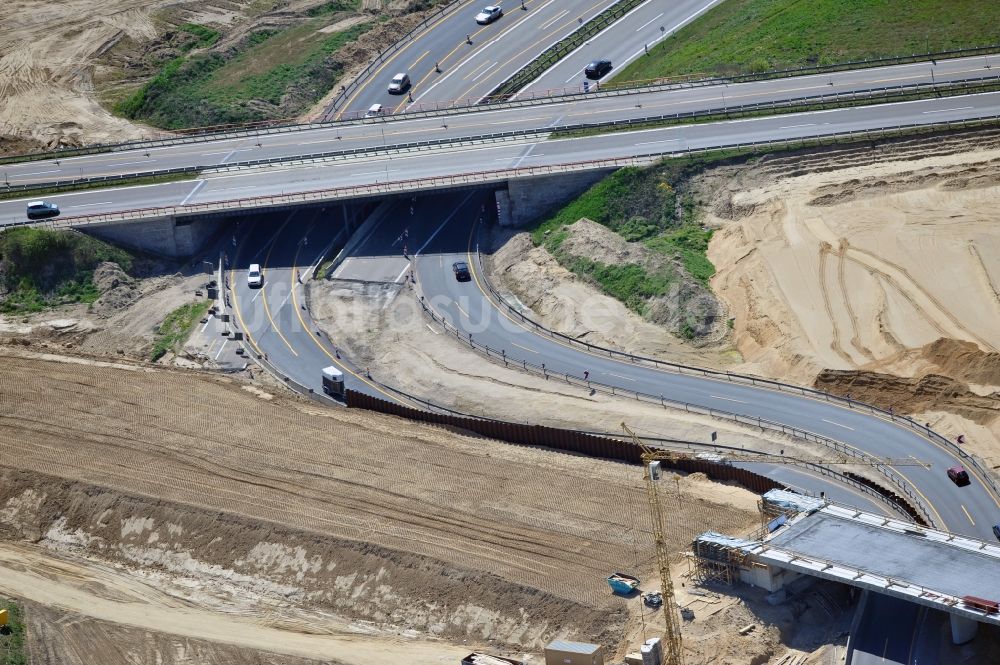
<box><xmin>26</xmin><ymin>200</ymin><xmax>60</xmax><ymax>220</ymax></box>
<box><xmin>947</xmin><ymin>466</ymin><xmax>970</xmax><ymax>486</ymax></box>
<box><xmin>584</xmin><ymin>59</ymin><xmax>612</xmax><ymax>79</ymax></box>
<box><xmin>453</xmin><ymin>261</ymin><xmax>471</xmax><ymax>282</ymax></box>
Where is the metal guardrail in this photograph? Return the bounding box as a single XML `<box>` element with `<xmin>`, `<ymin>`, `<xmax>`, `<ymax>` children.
<box><xmin>487</xmin><ymin>0</ymin><xmax>645</xmax><ymax>100</ymax></box>
<box><xmin>4</xmin><ymin>42</ymin><xmax>999</xmax><ymax>167</ymax></box>
<box><xmin>38</xmin><ymin>113</ymin><xmax>1000</xmax><ymax>236</ymax></box>
<box><xmin>8</xmin><ymin>74</ymin><xmax>1000</xmax><ymax>198</ymax></box>
<box><xmin>626</xmin><ymin>436</ymin><xmax>922</xmax><ymax>522</ymax></box>
<box><xmin>473</xmin><ymin>242</ymin><xmax>1000</xmax><ymax>511</ymax></box>
<box><xmin>319</xmin><ymin>0</ymin><xmax>472</xmax><ymax>121</ymax></box>
<box><xmin>414</xmin><ymin>291</ymin><xmax>936</xmax><ymax>526</ymax></box>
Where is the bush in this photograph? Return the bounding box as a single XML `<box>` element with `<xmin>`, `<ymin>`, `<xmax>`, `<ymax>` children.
<box><xmin>0</xmin><ymin>228</ymin><xmax>132</xmax><ymax>313</ymax></box>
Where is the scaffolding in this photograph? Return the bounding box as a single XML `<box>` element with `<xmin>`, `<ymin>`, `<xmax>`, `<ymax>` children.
<box><xmin>690</xmin><ymin>533</ymin><xmax>758</xmax><ymax>586</ymax></box>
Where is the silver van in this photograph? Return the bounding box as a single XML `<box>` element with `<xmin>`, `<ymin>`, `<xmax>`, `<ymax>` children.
<box><xmin>387</xmin><ymin>72</ymin><xmax>410</xmax><ymax>94</ymax></box>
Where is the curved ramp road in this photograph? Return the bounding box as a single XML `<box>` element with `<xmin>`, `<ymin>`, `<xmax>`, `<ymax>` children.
<box><xmin>390</xmin><ymin>193</ymin><xmax>1000</xmax><ymax>541</ymax></box>
<box><xmin>4</xmin><ymin>92</ymin><xmax>1000</xmax><ymax>226</ymax></box>
<box><xmin>227</xmin><ymin>194</ymin><xmax>902</xmax><ymax>517</ymax></box>
<box><xmin>3</xmin><ymin>54</ymin><xmax>999</xmax><ymax>188</ymax></box>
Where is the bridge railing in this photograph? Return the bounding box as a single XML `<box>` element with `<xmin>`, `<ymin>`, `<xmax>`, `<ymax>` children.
<box><xmin>5</xmin><ymin>43</ymin><xmax>1000</xmax><ymax>166</ymax></box>
<box><xmin>413</xmin><ymin>292</ymin><xmax>935</xmax><ymax>527</ymax></box>
<box><xmin>9</xmin><ymin>72</ymin><xmax>1000</xmax><ymax>194</ymax></box>
<box><xmin>35</xmin><ymin>112</ymin><xmax>1000</xmax><ymax>233</ymax></box>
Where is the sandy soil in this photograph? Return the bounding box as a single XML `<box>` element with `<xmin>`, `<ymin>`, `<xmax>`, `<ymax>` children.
<box><xmin>307</xmin><ymin>279</ymin><xmax>833</xmax><ymax>470</ymax></box>
<box><xmin>0</xmin><ymin>346</ymin><xmax>768</xmax><ymax>662</ymax></box>
<box><xmin>699</xmin><ymin>129</ymin><xmax>1000</xmax><ymax>472</ymax></box>
<box><xmin>0</xmin><ymin>0</ymin><xmax>174</xmax><ymax>148</ymax></box>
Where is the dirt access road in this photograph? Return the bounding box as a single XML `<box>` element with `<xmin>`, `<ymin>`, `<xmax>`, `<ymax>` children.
<box><xmin>0</xmin><ymin>542</ymin><xmax>462</xmax><ymax>665</ymax></box>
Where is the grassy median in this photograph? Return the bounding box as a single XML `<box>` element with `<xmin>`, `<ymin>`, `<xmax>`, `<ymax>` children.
<box><xmin>618</xmin><ymin>0</ymin><xmax>1000</xmax><ymax>82</ymax></box>
<box><xmin>0</xmin><ymin>598</ymin><xmax>26</xmax><ymax>665</ymax></box>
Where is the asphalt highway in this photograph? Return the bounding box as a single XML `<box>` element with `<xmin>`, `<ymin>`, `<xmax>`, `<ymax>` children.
<box><xmin>5</xmin><ymin>91</ymin><xmax>1000</xmax><ymax>227</ymax></box>
<box><xmin>328</xmin><ymin>0</ymin><xmax>627</xmax><ymax>119</ymax></box>
<box><xmin>3</xmin><ymin>54</ymin><xmax>998</xmax><ymax>188</ymax></box>
<box><xmin>519</xmin><ymin>0</ymin><xmax>726</xmax><ymax>95</ymax></box>
<box><xmin>372</xmin><ymin>191</ymin><xmax>1000</xmax><ymax>541</ymax></box>
<box><xmin>229</xmin><ymin>194</ymin><xmax>902</xmax><ymax>517</ymax></box>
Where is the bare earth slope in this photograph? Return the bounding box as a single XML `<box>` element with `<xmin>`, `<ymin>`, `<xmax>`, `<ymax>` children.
<box><xmin>0</xmin><ymin>346</ymin><xmax>759</xmax><ymax>662</ymax></box>
<box><xmin>703</xmin><ymin>129</ymin><xmax>1000</xmax><ymax>469</ymax></box>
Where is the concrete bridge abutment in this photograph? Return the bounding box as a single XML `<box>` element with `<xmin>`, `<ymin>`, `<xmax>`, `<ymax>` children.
<box><xmin>85</xmin><ymin>214</ymin><xmax>223</xmax><ymax>259</ymax></box>
<box><xmin>499</xmin><ymin>168</ymin><xmax>615</xmax><ymax>227</ymax></box>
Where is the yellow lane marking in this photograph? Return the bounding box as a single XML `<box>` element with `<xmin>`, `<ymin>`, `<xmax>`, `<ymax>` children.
<box><xmin>463</xmin><ymin>59</ymin><xmax>493</xmax><ymax>81</ymax></box>
<box><xmin>409</xmin><ymin>49</ymin><xmax>431</xmax><ymax>69</ymax></box>
<box><xmin>961</xmin><ymin>504</ymin><xmax>976</xmax><ymax>526</ymax></box>
<box><xmin>260</xmin><ymin>222</ymin><xmax>299</xmax><ymax>357</ymax></box>
<box><xmin>228</xmin><ymin>239</ymin><xmax>263</xmax><ymax>359</ymax></box>
<box><xmin>288</xmin><ymin>225</ymin><xmax>412</xmax><ymax>404</ymax></box>
<box><xmin>335</xmin><ymin>6</ymin><xmax>459</xmax><ymax>119</ymax></box>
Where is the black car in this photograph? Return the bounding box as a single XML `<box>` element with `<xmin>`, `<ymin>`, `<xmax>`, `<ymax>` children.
<box><xmin>453</xmin><ymin>261</ymin><xmax>471</xmax><ymax>282</ymax></box>
<box><xmin>584</xmin><ymin>59</ymin><xmax>612</xmax><ymax>79</ymax></box>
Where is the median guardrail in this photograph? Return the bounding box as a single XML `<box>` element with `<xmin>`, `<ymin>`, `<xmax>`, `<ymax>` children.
<box><xmin>5</xmin><ymin>43</ymin><xmax>1000</xmax><ymax>168</ymax></box>
<box><xmin>9</xmin><ymin>74</ymin><xmax>1000</xmax><ymax>198</ymax></box>
<box><xmin>486</xmin><ymin>0</ymin><xmax>646</xmax><ymax>101</ymax></box>
<box><xmin>34</xmin><ymin>111</ymin><xmax>1000</xmax><ymax>236</ymax></box>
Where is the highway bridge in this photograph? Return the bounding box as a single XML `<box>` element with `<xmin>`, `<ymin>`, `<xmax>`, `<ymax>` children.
<box><xmin>4</xmin><ymin>2</ymin><xmax>1000</xmax><ymax>660</ymax></box>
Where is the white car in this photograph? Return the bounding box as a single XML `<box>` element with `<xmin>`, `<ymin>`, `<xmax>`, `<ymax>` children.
<box><xmin>475</xmin><ymin>6</ymin><xmax>502</xmax><ymax>24</ymax></box>
<box><xmin>365</xmin><ymin>103</ymin><xmax>384</xmax><ymax>117</ymax></box>
<box><xmin>247</xmin><ymin>263</ymin><xmax>262</xmax><ymax>288</ymax></box>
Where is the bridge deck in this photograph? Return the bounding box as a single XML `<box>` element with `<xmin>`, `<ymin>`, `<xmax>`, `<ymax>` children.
<box><xmin>761</xmin><ymin>506</ymin><xmax>1000</xmax><ymax>614</ymax></box>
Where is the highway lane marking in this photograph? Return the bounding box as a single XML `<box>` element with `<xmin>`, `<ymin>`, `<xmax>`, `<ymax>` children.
<box><xmin>15</xmin><ymin>169</ymin><xmax>61</xmax><ymax>177</ymax></box>
<box><xmin>634</xmin><ymin>12</ymin><xmax>664</xmax><ymax>32</ymax></box>
<box><xmin>426</xmin><ymin>324</ymin><xmax>439</xmax><ymax>335</ymax></box>
<box><xmin>351</xmin><ymin>169</ymin><xmax>400</xmax><ymax>176</ymax></box>
<box><xmin>463</xmin><ymin>60</ymin><xmax>493</xmax><ymax>80</ymax></box>
<box><xmin>180</xmin><ymin>179</ymin><xmax>206</xmax><ymax>205</ymax></box>
<box><xmin>539</xmin><ymin>9</ymin><xmax>568</xmax><ymax>30</ymax></box>
<box><xmin>710</xmin><ymin>394</ymin><xmax>746</xmax><ymax>403</ymax></box>
<box><xmin>415</xmin><ymin>192</ymin><xmax>475</xmax><ymax>256</ymax></box>
<box><xmin>458</xmin><ymin>219</ymin><xmax>950</xmax><ymax>530</ymax></box>
<box><xmin>103</xmin><ymin>159</ymin><xmax>154</xmax><ymax>168</ymax></box>
<box><xmin>634</xmin><ymin>138</ymin><xmax>679</xmax><ymax>146</ymax></box>
<box><xmin>67</xmin><ymin>201</ymin><xmax>113</xmax><ymax>208</ymax></box>
<box><xmin>615</xmin><ymin>0</ymin><xmax>723</xmax><ymax>72</ymax></box>
<box><xmin>779</xmin><ymin>123</ymin><xmax>816</xmax><ymax>129</ymax></box>
<box><xmin>454</xmin><ymin>302</ymin><xmax>470</xmax><ymax>319</ymax></box>
<box><xmin>409</xmin><ymin>49</ymin><xmax>430</xmax><ymax>69</ymax></box>
<box><xmin>471</xmin><ymin>62</ymin><xmax>499</xmax><ymax>82</ymax></box>
<box><xmin>822</xmin><ymin>418</ymin><xmax>855</xmax><ymax>431</ymax></box>
<box><xmin>510</xmin><ymin>341</ymin><xmax>537</xmax><ymax>353</ymax></box>
<box><xmin>286</xmin><ymin>232</ymin><xmax>410</xmax><ymax>405</ymax></box>
<box><xmin>608</xmin><ymin>372</ymin><xmax>637</xmax><ymax>382</ymax></box>
<box><xmin>259</xmin><ymin>219</ymin><xmax>299</xmax><ymax>357</ymax></box>
<box><xmin>393</xmin><ymin>262</ymin><xmax>411</xmax><ymax>284</ymax></box>
<box><xmin>961</xmin><ymin>504</ymin><xmax>976</xmax><ymax>526</ymax></box>
<box><xmin>922</xmin><ymin>106</ymin><xmax>974</xmax><ymax>114</ymax></box>
<box><xmin>334</xmin><ymin>2</ymin><xmax>461</xmax><ymax>119</ymax></box>
<box><xmin>214</xmin><ymin>339</ymin><xmax>228</xmax><ymax>361</ymax></box>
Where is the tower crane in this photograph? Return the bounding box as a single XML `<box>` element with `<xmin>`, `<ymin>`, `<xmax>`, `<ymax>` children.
<box><xmin>619</xmin><ymin>422</ymin><xmax>929</xmax><ymax>665</ymax></box>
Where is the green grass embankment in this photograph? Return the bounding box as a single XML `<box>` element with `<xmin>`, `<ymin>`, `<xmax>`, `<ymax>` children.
<box><xmin>115</xmin><ymin>7</ymin><xmax>373</xmax><ymax>129</ymax></box>
<box><xmin>618</xmin><ymin>0</ymin><xmax>1000</xmax><ymax>82</ymax></box>
<box><xmin>0</xmin><ymin>228</ymin><xmax>133</xmax><ymax>314</ymax></box>
<box><xmin>151</xmin><ymin>301</ymin><xmax>212</xmax><ymax>361</ymax></box>
<box><xmin>529</xmin><ymin>160</ymin><xmax>715</xmax><ymax>333</ymax></box>
<box><xmin>0</xmin><ymin>599</ymin><xmax>26</xmax><ymax>665</ymax></box>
